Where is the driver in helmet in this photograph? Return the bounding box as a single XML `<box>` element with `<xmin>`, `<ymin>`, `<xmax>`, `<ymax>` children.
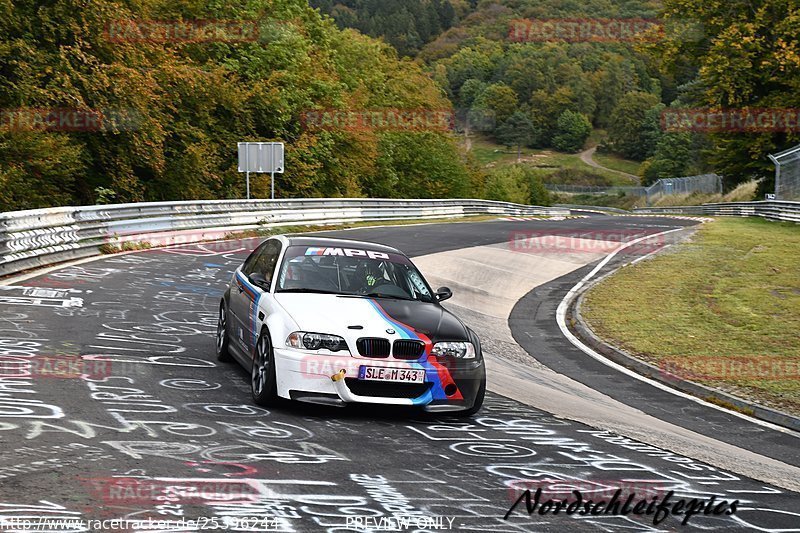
<box><xmin>354</xmin><ymin>260</ymin><xmax>384</xmax><ymax>293</ymax></box>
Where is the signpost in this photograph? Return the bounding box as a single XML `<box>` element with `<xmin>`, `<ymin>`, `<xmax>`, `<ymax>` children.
<box><xmin>237</xmin><ymin>142</ymin><xmax>285</xmax><ymax>199</ymax></box>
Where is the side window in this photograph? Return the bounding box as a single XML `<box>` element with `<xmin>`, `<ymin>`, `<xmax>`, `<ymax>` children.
<box><xmin>407</xmin><ymin>268</ymin><xmax>432</xmax><ymax>300</ymax></box>
<box><xmin>256</xmin><ymin>241</ymin><xmax>282</xmax><ymax>282</ymax></box>
<box><xmin>242</xmin><ymin>242</ymin><xmax>269</xmax><ymax>276</ymax></box>
<box><xmin>242</xmin><ymin>240</ymin><xmax>281</xmax><ymax>282</ymax></box>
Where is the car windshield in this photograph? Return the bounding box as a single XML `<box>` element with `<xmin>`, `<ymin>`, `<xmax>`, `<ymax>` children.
<box><xmin>275</xmin><ymin>245</ymin><xmax>436</xmax><ymax>303</ymax></box>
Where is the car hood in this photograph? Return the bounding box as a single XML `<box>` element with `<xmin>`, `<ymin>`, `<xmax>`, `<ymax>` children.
<box><xmin>273</xmin><ymin>293</ymin><xmax>469</xmax><ymax>342</ymax></box>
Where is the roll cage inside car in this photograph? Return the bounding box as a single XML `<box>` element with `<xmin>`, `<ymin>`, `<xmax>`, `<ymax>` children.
<box><xmin>274</xmin><ymin>245</ymin><xmax>436</xmax><ymax>302</ymax></box>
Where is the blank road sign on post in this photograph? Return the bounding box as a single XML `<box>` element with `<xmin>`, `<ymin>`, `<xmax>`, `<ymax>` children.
<box><xmin>238</xmin><ymin>142</ymin><xmax>284</xmax><ymax>173</ymax></box>
<box><xmin>237</xmin><ymin>142</ymin><xmax>285</xmax><ymax>200</ymax></box>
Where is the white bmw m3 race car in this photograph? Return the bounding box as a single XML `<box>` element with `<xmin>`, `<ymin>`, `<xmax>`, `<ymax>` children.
<box><xmin>216</xmin><ymin>235</ymin><xmax>486</xmax><ymax>415</ymax></box>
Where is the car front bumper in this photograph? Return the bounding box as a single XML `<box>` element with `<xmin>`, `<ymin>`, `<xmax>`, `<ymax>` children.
<box><xmin>273</xmin><ymin>347</ymin><xmax>485</xmax><ymax>410</ymax></box>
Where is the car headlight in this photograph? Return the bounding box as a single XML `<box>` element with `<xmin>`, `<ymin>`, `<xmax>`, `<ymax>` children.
<box><xmin>431</xmin><ymin>341</ymin><xmax>475</xmax><ymax>359</ymax></box>
<box><xmin>286</xmin><ymin>332</ymin><xmax>349</xmax><ymax>353</ymax></box>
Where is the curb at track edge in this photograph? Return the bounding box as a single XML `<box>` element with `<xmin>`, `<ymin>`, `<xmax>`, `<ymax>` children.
<box><xmin>555</xmin><ymin>225</ymin><xmax>800</xmax><ymax>437</ymax></box>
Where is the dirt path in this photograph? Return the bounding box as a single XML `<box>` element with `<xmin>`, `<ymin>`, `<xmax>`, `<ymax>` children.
<box><xmin>579</xmin><ymin>146</ymin><xmax>640</xmax><ymax>183</ymax></box>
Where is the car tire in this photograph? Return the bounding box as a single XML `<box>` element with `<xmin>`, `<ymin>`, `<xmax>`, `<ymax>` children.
<box><xmin>251</xmin><ymin>329</ymin><xmax>278</xmax><ymax>406</ymax></box>
<box><xmin>455</xmin><ymin>377</ymin><xmax>485</xmax><ymax>417</ymax></box>
<box><xmin>216</xmin><ymin>301</ymin><xmax>233</xmax><ymax>363</ymax></box>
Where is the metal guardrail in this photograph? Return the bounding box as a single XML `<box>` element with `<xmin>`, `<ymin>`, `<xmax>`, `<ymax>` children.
<box><xmin>0</xmin><ymin>198</ymin><xmax>567</xmax><ymax>278</ymax></box>
<box><xmin>632</xmin><ymin>200</ymin><xmax>800</xmax><ymax>223</ymax></box>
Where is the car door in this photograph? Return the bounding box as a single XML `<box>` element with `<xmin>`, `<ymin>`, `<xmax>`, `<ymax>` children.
<box><xmin>230</xmin><ymin>239</ymin><xmax>282</xmax><ymax>355</ymax></box>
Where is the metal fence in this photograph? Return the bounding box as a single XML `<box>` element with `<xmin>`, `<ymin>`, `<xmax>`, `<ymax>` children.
<box><xmin>645</xmin><ymin>174</ymin><xmax>722</xmax><ymax>199</ymax></box>
<box><xmin>769</xmin><ymin>144</ymin><xmax>800</xmax><ymax>201</ymax></box>
<box><xmin>545</xmin><ymin>184</ymin><xmax>646</xmax><ymax>196</ymax></box>
<box><xmin>546</xmin><ymin>174</ymin><xmax>723</xmax><ymax>206</ymax></box>
<box><xmin>0</xmin><ymin>198</ymin><xmax>567</xmax><ymax>278</ymax></box>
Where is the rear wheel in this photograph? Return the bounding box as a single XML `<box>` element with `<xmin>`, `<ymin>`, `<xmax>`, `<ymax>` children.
<box><xmin>251</xmin><ymin>330</ymin><xmax>278</xmax><ymax>406</ymax></box>
<box><xmin>216</xmin><ymin>302</ymin><xmax>233</xmax><ymax>362</ymax></box>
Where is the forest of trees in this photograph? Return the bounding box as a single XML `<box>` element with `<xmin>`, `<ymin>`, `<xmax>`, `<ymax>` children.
<box><xmin>310</xmin><ymin>0</ymin><xmax>464</xmax><ymax>57</ymax></box>
<box><xmin>2</xmin><ymin>0</ymin><xmax>799</xmax><ymax>211</ymax></box>
<box><xmin>330</xmin><ymin>0</ymin><xmax>799</xmax><ymax>192</ymax></box>
<box><xmin>0</xmin><ymin>0</ymin><xmax>483</xmax><ymax>210</ymax></box>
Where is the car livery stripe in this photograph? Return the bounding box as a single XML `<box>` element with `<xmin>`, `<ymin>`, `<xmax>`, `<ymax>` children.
<box><xmin>366</xmin><ymin>300</ymin><xmax>463</xmax><ymax>403</ymax></box>
<box><xmin>235</xmin><ymin>271</ymin><xmax>262</xmax><ymax>350</ymax></box>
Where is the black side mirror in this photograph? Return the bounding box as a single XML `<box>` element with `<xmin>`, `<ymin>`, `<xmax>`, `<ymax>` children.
<box><xmin>249</xmin><ymin>273</ymin><xmax>270</xmax><ymax>291</ymax></box>
<box><xmin>435</xmin><ymin>287</ymin><xmax>453</xmax><ymax>302</ymax></box>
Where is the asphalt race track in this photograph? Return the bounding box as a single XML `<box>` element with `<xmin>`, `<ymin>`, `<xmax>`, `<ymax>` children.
<box><xmin>0</xmin><ymin>216</ymin><xmax>798</xmax><ymax>532</ymax></box>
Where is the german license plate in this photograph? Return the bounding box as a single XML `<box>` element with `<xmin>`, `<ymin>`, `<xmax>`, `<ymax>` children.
<box><xmin>358</xmin><ymin>366</ymin><xmax>425</xmax><ymax>383</ymax></box>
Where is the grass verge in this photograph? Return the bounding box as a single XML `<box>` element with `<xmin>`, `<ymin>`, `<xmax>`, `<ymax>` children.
<box><xmin>553</xmin><ymin>180</ymin><xmax>758</xmax><ymax>210</ymax></box>
<box><xmin>581</xmin><ymin>217</ymin><xmax>800</xmax><ymax>416</ymax></box>
<box><xmin>99</xmin><ymin>240</ymin><xmax>152</xmax><ymax>254</ymax></box>
<box><xmin>593</xmin><ymin>151</ymin><xmax>642</xmax><ymax>177</ymax></box>
<box><xmin>467</xmin><ymin>135</ymin><xmax>635</xmax><ymax>186</ymax></box>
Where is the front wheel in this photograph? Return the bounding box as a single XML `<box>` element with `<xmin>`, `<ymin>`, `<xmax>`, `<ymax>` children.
<box><xmin>251</xmin><ymin>330</ymin><xmax>278</xmax><ymax>406</ymax></box>
<box><xmin>216</xmin><ymin>302</ymin><xmax>233</xmax><ymax>362</ymax></box>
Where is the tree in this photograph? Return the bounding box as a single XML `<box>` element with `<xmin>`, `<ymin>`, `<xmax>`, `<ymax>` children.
<box><xmin>458</xmin><ymin>78</ymin><xmax>487</xmax><ymax>108</ymax></box>
<box><xmin>529</xmin><ymin>171</ymin><xmax>551</xmax><ymax>206</ymax></box>
<box><xmin>439</xmin><ymin>39</ymin><xmax>501</xmax><ymax>93</ymax></box>
<box><xmin>483</xmin><ymin>165</ymin><xmax>531</xmax><ymax>205</ymax></box>
<box><xmin>0</xmin><ymin>0</ymin><xmax>473</xmax><ymax>210</ymax></box>
<box><xmin>529</xmin><ymin>86</ymin><xmax>584</xmax><ymax>147</ymax></box>
<box><xmin>640</xmin><ymin>103</ymin><xmax>667</xmax><ymax>160</ymax></box>
<box><xmin>474</xmin><ymin>83</ymin><xmax>518</xmax><ymax>126</ymax></box>
<box><xmin>0</xmin><ymin>132</ymin><xmax>84</xmax><ymax>210</ymax></box>
<box><xmin>642</xmin><ymin>133</ymin><xmax>696</xmax><ymax>184</ymax></box>
<box><xmin>482</xmin><ymin>165</ymin><xmax>550</xmax><ymax>206</ymax></box>
<box><xmin>591</xmin><ymin>57</ymin><xmax>637</xmax><ymax>128</ymax></box>
<box><xmin>552</xmin><ymin>110</ymin><xmax>592</xmax><ymax>153</ymax></box>
<box><xmin>370</xmin><ymin>132</ymin><xmax>470</xmax><ymax>198</ymax></box>
<box><xmin>495</xmin><ymin>112</ymin><xmax>537</xmax><ymax>161</ymax></box>
<box><xmin>311</xmin><ymin>0</ymin><xmax>460</xmax><ymax>57</ymax></box>
<box><xmin>607</xmin><ymin>92</ymin><xmax>661</xmax><ymax>160</ymax></box>
<box><xmin>648</xmin><ymin>0</ymin><xmax>800</xmax><ymax>186</ymax></box>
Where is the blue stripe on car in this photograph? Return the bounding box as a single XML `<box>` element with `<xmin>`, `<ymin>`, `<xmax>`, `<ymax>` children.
<box><xmin>365</xmin><ymin>299</ymin><xmax>448</xmax><ymax>402</ymax></box>
<box><xmin>235</xmin><ymin>271</ymin><xmax>262</xmax><ymax>350</ymax></box>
